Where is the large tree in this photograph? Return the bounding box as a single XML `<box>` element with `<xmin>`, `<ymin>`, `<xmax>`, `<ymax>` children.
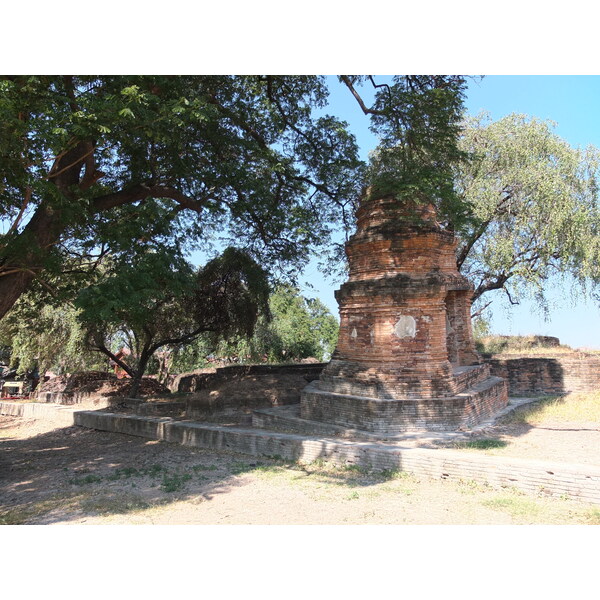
<box><xmin>455</xmin><ymin>113</ymin><xmax>600</xmax><ymax>316</ymax></box>
<box><xmin>75</xmin><ymin>247</ymin><xmax>271</xmax><ymax>398</ymax></box>
<box><xmin>0</xmin><ymin>75</ymin><xmax>473</xmax><ymax>320</ymax></box>
<box><xmin>0</xmin><ymin>75</ymin><xmax>364</xmax><ymax>319</ymax></box>
<box><xmin>342</xmin><ymin>75</ymin><xmax>470</xmax><ymax>225</ymax></box>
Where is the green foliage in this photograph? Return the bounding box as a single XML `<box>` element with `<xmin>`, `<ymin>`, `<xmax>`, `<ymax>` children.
<box><xmin>471</xmin><ymin>315</ymin><xmax>491</xmax><ymax>340</ymax></box>
<box><xmin>0</xmin><ymin>297</ymin><xmax>105</xmax><ymax>374</ymax></box>
<box><xmin>359</xmin><ymin>75</ymin><xmax>470</xmax><ymax>225</ymax></box>
<box><xmin>179</xmin><ymin>285</ymin><xmax>339</xmax><ymax>367</ymax></box>
<box><xmin>74</xmin><ymin>246</ymin><xmax>271</xmax><ymax>395</ymax></box>
<box><xmin>195</xmin><ymin>247</ymin><xmax>271</xmax><ymax>340</ymax></box>
<box><xmin>263</xmin><ymin>286</ymin><xmax>338</xmax><ymax>361</ymax></box>
<box><xmin>0</xmin><ymin>75</ymin><xmax>364</xmax><ymax>319</ymax></box>
<box><xmin>76</xmin><ymin>248</ymin><xmax>198</xmax><ymax>354</ymax></box>
<box><xmin>456</xmin><ymin>113</ymin><xmax>600</xmax><ymax>312</ymax></box>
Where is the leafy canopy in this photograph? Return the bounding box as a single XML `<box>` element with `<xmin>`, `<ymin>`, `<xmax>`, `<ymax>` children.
<box><xmin>0</xmin><ymin>75</ymin><xmax>364</xmax><ymax>318</ymax></box>
<box><xmin>341</xmin><ymin>75</ymin><xmax>470</xmax><ymax>225</ymax></box>
<box><xmin>455</xmin><ymin>113</ymin><xmax>600</xmax><ymax>315</ymax></box>
<box><xmin>0</xmin><ymin>299</ymin><xmax>104</xmax><ymax>375</ymax></box>
<box><xmin>170</xmin><ymin>285</ymin><xmax>339</xmax><ymax>370</ymax></box>
<box><xmin>74</xmin><ymin>246</ymin><xmax>271</xmax><ymax>396</ymax></box>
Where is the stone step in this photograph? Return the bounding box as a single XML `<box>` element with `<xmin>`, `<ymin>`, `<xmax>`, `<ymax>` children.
<box><xmin>71</xmin><ymin>408</ymin><xmax>600</xmax><ymax>505</ymax></box>
<box><xmin>300</xmin><ymin>376</ymin><xmax>509</xmax><ymax>434</ymax></box>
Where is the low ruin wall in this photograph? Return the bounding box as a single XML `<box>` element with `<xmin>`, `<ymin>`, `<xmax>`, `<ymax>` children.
<box><xmin>182</xmin><ymin>363</ymin><xmax>327</xmax><ymax>417</ymax></box>
<box><xmin>176</xmin><ymin>357</ymin><xmax>599</xmax><ymax>400</ymax></box>
<box><xmin>484</xmin><ymin>353</ymin><xmax>600</xmax><ymax>396</ymax></box>
<box><xmin>174</xmin><ymin>363</ymin><xmax>326</xmax><ymax>393</ymax></box>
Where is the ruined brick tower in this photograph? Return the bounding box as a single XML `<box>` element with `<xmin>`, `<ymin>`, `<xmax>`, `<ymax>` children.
<box><xmin>300</xmin><ymin>193</ymin><xmax>508</xmax><ymax>433</ymax></box>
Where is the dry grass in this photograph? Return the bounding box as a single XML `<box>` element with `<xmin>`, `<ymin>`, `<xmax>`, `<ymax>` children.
<box><xmin>3</xmin><ymin>452</ymin><xmax>600</xmax><ymax>525</ymax></box>
<box><xmin>0</xmin><ymin>493</ymin><xmax>85</xmax><ymax>525</ymax></box>
<box><xmin>475</xmin><ymin>334</ymin><xmax>573</xmax><ymax>356</ymax></box>
<box><xmin>500</xmin><ymin>391</ymin><xmax>600</xmax><ymax>425</ymax></box>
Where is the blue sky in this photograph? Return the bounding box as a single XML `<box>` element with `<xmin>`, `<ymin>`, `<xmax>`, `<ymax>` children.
<box><xmin>297</xmin><ymin>76</ymin><xmax>600</xmax><ymax>350</ymax></box>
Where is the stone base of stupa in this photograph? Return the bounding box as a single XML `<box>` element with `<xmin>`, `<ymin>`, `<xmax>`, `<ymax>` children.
<box><xmin>299</xmin><ymin>364</ymin><xmax>508</xmax><ymax>433</ymax></box>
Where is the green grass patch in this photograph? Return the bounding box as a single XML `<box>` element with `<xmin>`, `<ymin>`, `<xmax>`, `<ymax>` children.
<box><xmin>378</xmin><ymin>468</ymin><xmax>413</xmax><ymax>481</ymax></box>
<box><xmin>482</xmin><ymin>495</ymin><xmax>542</xmax><ymax>519</ymax></box>
<box><xmin>0</xmin><ymin>494</ymin><xmax>83</xmax><ymax>524</ymax></box>
<box><xmin>453</xmin><ymin>438</ymin><xmax>508</xmax><ymax>450</ymax></box>
<box><xmin>584</xmin><ymin>508</ymin><xmax>600</xmax><ymax>525</ymax></box>
<box><xmin>455</xmin><ymin>478</ymin><xmax>488</xmax><ymax>494</ymax></box>
<box><xmin>160</xmin><ymin>472</ymin><xmax>192</xmax><ymax>493</ymax></box>
<box><xmin>106</xmin><ymin>467</ymin><xmax>140</xmax><ymax>481</ymax></box>
<box><xmin>145</xmin><ymin>464</ymin><xmax>167</xmax><ymax>478</ymax></box>
<box><xmin>80</xmin><ymin>494</ymin><xmax>151</xmax><ymax>515</ymax></box>
<box><xmin>343</xmin><ymin>464</ymin><xmax>369</xmax><ymax>474</ymax></box>
<box><xmin>230</xmin><ymin>461</ymin><xmax>255</xmax><ymax>475</ymax></box>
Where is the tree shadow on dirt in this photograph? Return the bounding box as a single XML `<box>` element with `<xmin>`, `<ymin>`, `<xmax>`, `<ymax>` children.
<box><xmin>0</xmin><ymin>419</ymin><xmax>397</xmax><ymax>524</ymax></box>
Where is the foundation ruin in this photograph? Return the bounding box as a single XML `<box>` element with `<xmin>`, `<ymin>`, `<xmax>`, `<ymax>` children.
<box><xmin>300</xmin><ymin>194</ymin><xmax>508</xmax><ymax>433</ymax></box>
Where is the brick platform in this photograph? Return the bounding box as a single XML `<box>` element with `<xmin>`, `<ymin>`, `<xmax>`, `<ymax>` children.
<box><xmin>300</xmin><ymin>194</ymin><xmax>508</xmax><ymax>432</ymax></box>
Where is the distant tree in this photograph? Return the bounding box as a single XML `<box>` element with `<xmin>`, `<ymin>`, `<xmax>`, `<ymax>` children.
<box><xmin>455</xmin><ymin>113</ymin><xmax>600</xmax><ymax>317</ymax></box>
<box><xmin>75</xmin><ymin>247</ymin><xmax>270</xmax><ymax>397</ymax></box>
<box><xmin>169</xmin><ymin>285</ymin><xmax>339</xmax><ymax>369</ymax></box>
<box><xmin>264</xmin><ymin>286</ymin><xmax>339</xmax><ymax>362</ymax></box>
<box><xmin>0</xmin><ymin>297</ymin><xmax>105</xmax><ymax>375</ymax></box>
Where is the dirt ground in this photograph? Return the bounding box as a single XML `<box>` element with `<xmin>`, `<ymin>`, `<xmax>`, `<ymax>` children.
<box><xmin>436</xmin><ymin>420</ymin><xmax>600</xmax><ymax>465</ymax></box>
<box><xmin>1</xmin><ymin>410</ymin><xmax>599</xmax><ymax>525</ymax></box>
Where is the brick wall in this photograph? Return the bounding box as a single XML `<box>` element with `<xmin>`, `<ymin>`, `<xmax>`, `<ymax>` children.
<box><xmin>175</xmin><ymin>363</ymin><xmax>325</xmax><ymax>393</ymax></box>
<box><xmin>485</xmin><ymin>353</ymin><xmax>600</xmax><ymax>395</ymax></box>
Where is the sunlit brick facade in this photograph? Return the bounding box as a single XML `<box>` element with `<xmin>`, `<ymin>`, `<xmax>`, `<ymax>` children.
<box><xmin>301</xmin><ymin>194</ymin><xmax>508</xmax><ymax>432</ymax></box>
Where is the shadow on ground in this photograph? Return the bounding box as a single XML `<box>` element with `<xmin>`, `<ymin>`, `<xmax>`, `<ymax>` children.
<box><xmin>0</xmin><ymin>418</ymin><xmax>400</xmax><ymax>524</ymax></box>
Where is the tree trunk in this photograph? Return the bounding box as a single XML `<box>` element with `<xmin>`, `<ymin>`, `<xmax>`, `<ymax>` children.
<box><xmin>128</xmin><ymin>350</ymin><xmax>152</xmax><ymax>399</ymax></box>
<box><xmin>0</xmin><ymin>203</ymin><xmax>64</xmax><ymax>319</ymax></box>
<box><xmin>0</xmin><ymin>180</ymin><xmax>202</xmax><ymax>321</ymax></box>
<box><xmin>128</xmin><ymin>372</ymin><xmax>143</xmax><ymax>399</ymax></box>
<box><xmin>0</xmin><ymin>140</ymin><xmax>91</xmax><ymax>320</ymax></box>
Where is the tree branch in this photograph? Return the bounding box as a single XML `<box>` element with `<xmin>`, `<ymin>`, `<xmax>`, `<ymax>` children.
<box><xmin>91</xmin><ymin>184</ymin><xmax>208</xmax><ymax>214</ymax></box>
<box><xmin>470</xmin><ymin>300</ymin><xmax>493</xmax><ymax>320</ymax></box>
<box><xmin>339</xmin><ymin>76</ymin><xmax>385</xmax><ymax>117</ymax></box>
<box><xmin>87</xmin><ymin>338</ymin><xmax>136</xmax><ymax>379</ymax></box>
<box><xmin>6</xmin><ymin>187</ymin><xmax>32</xmax><ymax>235</ymax></box>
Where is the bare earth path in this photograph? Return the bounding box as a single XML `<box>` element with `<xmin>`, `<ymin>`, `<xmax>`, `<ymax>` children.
<box><xmin>1</xmin><ymin>413</ymin><xmax>599</xmax><ymax>525</ymax></box>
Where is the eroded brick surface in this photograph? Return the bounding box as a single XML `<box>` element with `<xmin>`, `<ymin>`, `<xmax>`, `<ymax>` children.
<box><xmin>301</xmin><ymin>194</ymin><xmax>508</xmax><ymax>431</ymax></box>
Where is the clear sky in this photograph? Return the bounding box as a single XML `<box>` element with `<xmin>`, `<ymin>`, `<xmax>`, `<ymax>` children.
<box><xmin>297</xmin><ymin>76</ymin><xmax>600</xmax><ymax>350</ymax></box>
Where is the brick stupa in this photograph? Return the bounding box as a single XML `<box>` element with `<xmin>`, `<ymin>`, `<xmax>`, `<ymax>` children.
<box><xmin>300</xmin><ymin>193</ymin><xmax>508</xmax><ymax>433</ymax></box>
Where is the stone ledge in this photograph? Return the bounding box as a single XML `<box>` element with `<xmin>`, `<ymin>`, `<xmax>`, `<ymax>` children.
<box><xmin>4</xmin><ymin>401</ymin><xmax>599</xmax><ymax>505</ymax></box>
<box><xmin>0</xmin><ymin>401</ymin><xmax>83</xmax><ymax>425</ymax></box>
<box><xmin>300</xmin><ymin>376</ymin><xmax>508</xmax><ymax>433</ymax></box>
<box><xmin>73</xmin><ymin>409</ymin><xmax>600</xmax><ymax>505</ymax></box>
